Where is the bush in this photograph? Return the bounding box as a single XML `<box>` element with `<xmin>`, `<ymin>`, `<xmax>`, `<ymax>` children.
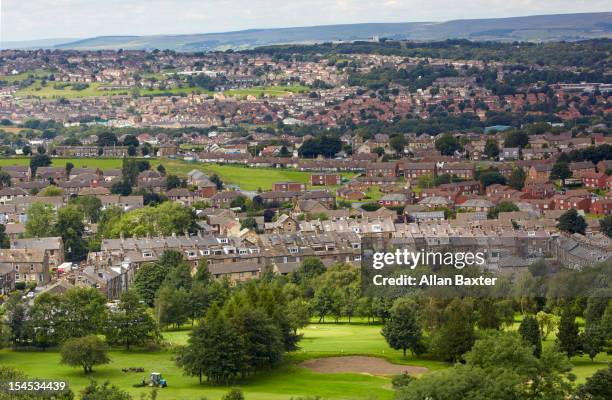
<box><xmin>361</xmin><ymin>202</ymin><xmax>381</xmax><ymax>212</ymax></box>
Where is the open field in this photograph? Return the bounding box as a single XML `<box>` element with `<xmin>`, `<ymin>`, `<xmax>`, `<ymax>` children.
<box><xmin>0</xmin><ymin>157</ymin><xmax>355</xmax><ymax>191</ymax></box>
<box><xmin>1</xmin><ymin>321</ymin><xmax>608</xmax><ymax>400</ymax></box>
<box><xmin>12</xmin><ymin>80</ymin><xmax>308</xmax><ymax>99</ymax></box>
<box><xmin>0</xmin><ymin>323</ymin><xmax>421</xmax><ymax>400</ymax></box>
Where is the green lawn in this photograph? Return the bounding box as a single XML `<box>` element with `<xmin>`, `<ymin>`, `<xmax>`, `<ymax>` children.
<box><xmin>12</xmin><ymin>79</ymin><xmax>308</xmax><ymax>99</ymax></box>
<box><xmin>0</xmin><ymin>323</ymin><xmax>416</xmax><ymax>400</ymax></box>
<box><xmin>0</xmin><ymin>157</ymin><xmax>356</xmax><ymax>191</ymax></box>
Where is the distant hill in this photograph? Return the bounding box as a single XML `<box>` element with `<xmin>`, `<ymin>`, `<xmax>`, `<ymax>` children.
<box><xmin>4</xmin><ymin>12</ymin><xmax>612</xmax><ymax>51</ymax></box>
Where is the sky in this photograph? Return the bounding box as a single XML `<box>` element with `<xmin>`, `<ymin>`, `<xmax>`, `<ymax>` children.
<box><xmin>1</xmin><ymin>0</ymin><xmax>610</xmax><ymax>42</ymax></box>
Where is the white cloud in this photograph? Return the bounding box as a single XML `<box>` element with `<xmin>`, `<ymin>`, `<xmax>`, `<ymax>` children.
<box><xmin>0</xmin><ymin>0</ymin><xmax>609</xmax><ymax>42</ymax></box>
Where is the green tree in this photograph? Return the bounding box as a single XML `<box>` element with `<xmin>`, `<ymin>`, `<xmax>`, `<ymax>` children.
<box><xmin>57</xmin><ymin>287</ymin><xmax>108</xmax><ymax>340</ymax></box>
<box><xmin>390</xmin><ymin>134</ymin><xmax>406</xmax><ymax>154</ymax></box>
<box><xmin>69</xmin><ymin>195</ymin><xmax>102</xmax><ymax>223</ymax></box>
<box><xmin>0</xmin><ymin>170</ymin><xmax>11</xmax><ymax>188</ymax></box>
<box><xmin>508</xmin><ymin>167</ymin><xmax>526</xmax><ymax>190</ymax></box>
<box><xmin>580</xmin><ymin>324</ymin><xmax>605</xmax><ymax>361</ymax></box>
<box><xmin>3</xmin><ymin>293</ymin><xmax>28</xmax><ymax>346</ymax></box>
<box><xmin>430</xmin><ymin>299</ymin><xmax>476</xmax><ymax>362</ymax></box>
<box><xmin>381</xmin><ymin>298</ymin><xmax>424</xmax><ymax>357</ymax></box>
<box><xmin>0</xmin><ymin>224</ymin><xmax>9</xmax><ymax>248</ymax></box>
<box><xmin>484</xmin><ymin>137</ymin><xmax>499</xmax><ymax>159</ymax></box>
<box><xmin>556</xmin><ymin>305</ymin><xmax>581</xmax><ymax>358</ymax></box>
<box><xmin>155</xmin><ymin>285</ymin><xmax>190</xmax><ymax>329</ymax></box>
<box><xmin>536</xmin><ymin>311</ymin><xmax>559</xmax><ymax>340</ymax></box>
<box><xmin>25</xmin><ymin>202</ymin><xmax>55</xmax><ymax>238</ymax></box>
<box><xmin>557</xmin><ymin>209</ymin><xmax>586</xmax><ymax>235</ymax></box>
<box><xmin>487</xmin><ymin>201</ymin><xmax>519</xmax><ymax>219</ymax></box>
<box><xmin>176</xmin><ymin>305</ymin><xmax>246</xmax><ymax>385</ymax></box>
<box><xmin>600</xmin><ymin>215</ymin><xmax>612</xmax><ymax>238</ymax></box>
<box><xmin>55</xmin><ymin>204</ymin><xmax>87</xmax><ymax>261</ymax></box>
<box><xmin>575</xmin><ymin>364</ymin><xmax>612</xmax><ymax>400</ymax></box>
<box><xmin>29</xmin><ymin>153</ymin><xmax>51</xmax><ymax>176</ymax></box>
<box><xmin>518</xmin><ymin>315</ymin><xmax>542</xmax><ymax>358</ymax></box>
<box><xmin>80</xmin><ymin>380</ymin><xmax>132</xmax><ymax>400</ymax></box>
<box><xmin>28</xmin><ymin>292</ymin><xmax>62</xmax><ymax>349</ymax></box>
<box><xmin>165</xmin><ymin>174</ymin><xmax>184</xmax><ymax>190</ymax></box>
<box><xmin>106</xmin><ymin>290</ymin><xmax>159</xmax><ymax>350</ymax></box>
<box><xmin>134</xmin><ymin>263</ymin><xmax>167</xmax><ymax>307</ymax></box>
<box><xmin>60</xmin><ymin>335</ymin><xmax>110</xmax><ymax>374</ymax></box>
<box><xmin>435</xmin><ymin>133</ymin><xmax>461</xmax><ymax>156</ymax></box>
<box><xmin>550</xmin><ymin>161</ymin><xmax>571</xmax><ymax>180</ymax></box>
<box><xmin>38</xmin><ymin>185</ymin><xmax>64</xmax><ymax>196</ymax></box>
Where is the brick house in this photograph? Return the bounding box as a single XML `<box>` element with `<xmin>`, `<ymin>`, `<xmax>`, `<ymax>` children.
<box><xmin>569</xmin><ymin>161</ymin><xmax>596</xmax><ymax>178</ymax></box>
<box><xmin>310</xmin><ymin>174</ymin><xmax>341</xmax><ymax>186</ymax></box>
<box><xmin>582</xmin><ymin>171</ymin><xmax>608</xmax><ymax>189</ymax></box>
<box><xmin>438</xmin><ymin>162</ymin><xmax>475</xmax><ymax>180</ymax></box>
<box><xmin>591</xmin><ymin>199</ymin><xmax>612</xmax><ymax>215</ymax></box>
<box><xmin>403</xmin><ymin>162</ymin><xmax>436</xmax><ymax>180</ymax></box>
<box><xmin>365</xmin><ymin>162</ymin><xmax>398</xmax><ymax>178</ymax></box>
<box><xmin>528</xmin><ymin>164</ymin><xmax>553</xmax><ymax>182</ymax></box>
<box><xmin>272</xmin><ymin>182</ymin><xmax>307</xmax><ymax>192</ymax></box>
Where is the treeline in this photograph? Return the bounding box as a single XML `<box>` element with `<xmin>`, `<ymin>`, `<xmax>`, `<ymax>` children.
<box><xmin>348</xmin><ymin>63</ymin><xmax>458</xmax><ymax>91</ymax></box>
<box><xmin>253</xmin><ymin>38</ymin><xmax>612</xmax><ymax>68</ymax></box>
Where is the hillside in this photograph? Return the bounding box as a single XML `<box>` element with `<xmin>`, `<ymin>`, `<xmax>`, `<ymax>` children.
<box><xmin>4</xmin><ymin>12</ymin><xmax>611</xmax><ymax>51</ymax></box>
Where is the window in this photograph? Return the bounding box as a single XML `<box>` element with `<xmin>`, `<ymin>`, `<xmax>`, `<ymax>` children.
<box><xmin>202</xmin><ymin>250</ymin><xmax>210</xmax><ymax>256</ymax></box>
<box><xmin>142</xmin><ymin>252</ymin><xmax>152</xmax><ymax>257</ymax></box>
<box><xmin>289</xmin><ymin>247</ymin><xmax>298</xmax><ymax>254</ymax></box>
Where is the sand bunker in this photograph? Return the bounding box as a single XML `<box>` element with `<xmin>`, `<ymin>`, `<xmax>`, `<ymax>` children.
<box><xmin>300</xmin><ymin>356</ymin><xmax>428</xmax><ymax>376</ymax></box>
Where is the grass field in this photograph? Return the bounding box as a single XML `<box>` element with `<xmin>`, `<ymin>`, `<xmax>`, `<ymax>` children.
<box><xmin>0</xmin><ymin>324</ymin><xmax>415</xmax><ymax>400</ymax></box>
<box><xmin>0</xmin><ymin>157</ymin><xmax>355</xmax><ymax>191</ymax></box>
<box><xmin>11</xmin><ymin>79</ymin><xmax>308</xmax><ymax>99</ymax></box>
<box><xmin>0</xmin><ymin>321</ymin><xmax>608</xmax><ymax>400</ymax></box>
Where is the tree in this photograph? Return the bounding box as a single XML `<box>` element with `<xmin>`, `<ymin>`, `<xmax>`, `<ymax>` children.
<box><xmin>557</xmin><ymin>209</ymin><xmax>586</xmax><ymax>235</ymax></box>
<box><xmin>80</xmin><ymin>380</ymin><xmax>132</xmax><ymax>400</ymax></box>
<box><xmin>286</xmin><ymin>298</ymin><xmax>311</xmax><ymax>335</ymax></box>
<box><xmin>106</xmin><ymin>290</ymin><xmax>159</xmax><ymax>350</ymax></box>
<box><xmin>60</xmin><ymin>335</ymin><xmax>110</xmax><ymax>374</ymax></box>
<box><xmin>478</xmin><ymin>170</ymin><xmax>506</xmax><ymax>187</ymax></box>
<box><xmin>29</xmin><ymin>154</ymin><xmax>51</xmax><ymax>176</ymax></box>
<box><xmin>70</xmin><ymin>195</ymin><xmax>102</xmax><ymax>223</ymax></box>
<box><xmin>580</xmin><ymin>324</ymin><xmax>605</xmax><ymax>361</ymax></box>
<box><xmin>122</xmin><ymin>134</ymin><xmax>139</xmax><ymax>147</ymax></box>
<box><xmin>57</xmin><ymin>287</ymin><xmax>108</xmax><ymax>340</ymax></box>
<box><xmin>508</xmin><ymin>167</ymin><xmax>526</xmax><ymax>190</ymax></box>
<box><xmin>156</xmin><ymin>164</ymin><xmax>166</xmax><ymax>175</ymax></box>
<box><xmin>430</xmin><ymin>299</ymin><xmax>476</xmax><ymax>362</ymax></box>
<box><xmin>487</xmin><ymin>201</ymin><xmax>519</xmax><ymax>219</ymax></box>
<box><xmin>484</xmin><ymin>137</ymin><xmax>499</xmax><ymax>159</ymax></box>
<box><xmin>575</xmin><ymin>364</ymin><xmax>612</xmax><ymax>400</ymax></box>
<box><xmin>435</xmin><ymin>133</ymin><xmax>461</xmax><ymax>155</ymax></box>
<box><xmin>295</xmin><ymin>257</ymin><xmax>326</xmax><ymax>282</ymax></box>
<box><xmin>390</xmin><ymin>134</ymin><xmax>406</xmax><ymax>154</ymax></box>
<box><xmin>28</xmin><ymin>292</ymin><xmax>62</xmax><ymax>349</ymax></box>
<box><xmin>550</xmin><ymin>161</ymin><xmax>571</xmax><ymax>180</ymax></box>
<box><xmin>210</xmin><ymin>173</ymin><xmax>223</xmax><ymax>190</ymax></box>
<box><xmin>518</xmin><ymin>315</ymin><xmax>542</xmax><ymax>358</ymax></box>
<box><xmin>165</xmin><ymin>174</ymin><xmax>184</xmax><ymax>190</ymax></box>
<box><xmin>240</xmin><ymin>217</ymin><xmax>258</xmax><ymax>231</ymax></box>
<box><xmin>55</xmin><ymin>205</ymin><xmax>87</xmax><ymax>261</ymax></box>
<box><xmin>0</xmin><ymin>224</ymin><xmax>9</xmax><ymax>248</ymax></box>
<box><xmin>0</xmin><ymin>170</ymin><xmax>11</xmax><ymax>188</ymax></box>
<box><xmin>96</xmin><ymin>131</ymin><xmax>118</xmax><ymax>147</ymax></box>
<box><xmin>134</xmin><ymin>262</ymin><xmax>168</xmax><ymax>307</ymax></box>
<box><xmin>536</xmin><ymin>311</ymin><xmax>558</xmax><ymax>340</ymax></box>
<box><xmin>25</xmin><ymin>202</ymin><xmax>54</xmax><ymax>238</ymax></box>
<box><xmin>504</xmin><ymin>130</ymin><xmax>529</xmax><ymax>148</ymax></box>
<box><xmin>155</xmin><ymin>285</ymin><xmax>190</xmax><ymax>329</ymax></box>
<box><xmin>381</xmin><ymin>298</ymin><xmax>424</xmax><ymax>357</ymax></box>
<box><xmin>556</xmin><ymin>305</ymin><xmax>581</xmax><ymax>358</ymax></box>
<box><xmin>38</xmin><ymin>185</ymin><xmax>64</xmax><ymax>196</ymax></box>
<box><xmin>110</xmin><ymin>178</ymin><xmax>132</xmax><ymax>196</ymax></box>
<box><xmin>176</xmin><ymin>305</ymin><xmax>246</xmax><ymax>385</ymax></box>
<box><xmin>4</xmin><ymin>293</ymin><xmax>28</xmax><ymax>346</ymax></box>
<box><xmin>65</xmin><ymin>162</ymin><xmax>74</xmax><ymax>176</ymax></box>
<box><xmin>600</xmin><ymin>215</ymin><xmax>612</xmax><ymax>238</ymax></box>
